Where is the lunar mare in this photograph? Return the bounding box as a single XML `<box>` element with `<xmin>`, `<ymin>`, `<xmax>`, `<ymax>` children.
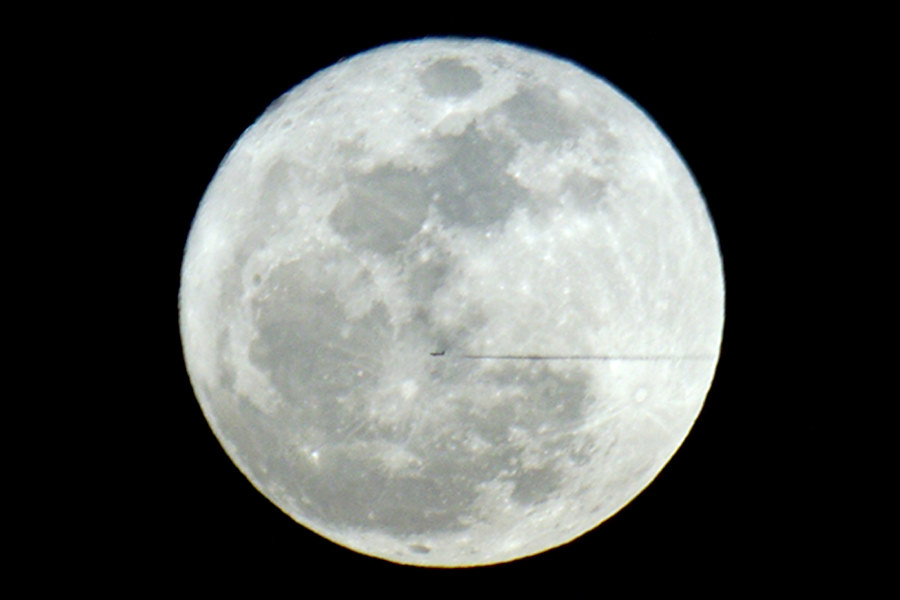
<box><xmin>179</xmin><ymin>39</ymin><xmax>724</xmax><ymax>566</ymax></box>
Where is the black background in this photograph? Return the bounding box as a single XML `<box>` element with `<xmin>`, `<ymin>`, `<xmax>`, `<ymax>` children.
<box><xmin>87</xmin><ymin>15</ymin><xmax>849</xmax><ymax>591</ymax></box>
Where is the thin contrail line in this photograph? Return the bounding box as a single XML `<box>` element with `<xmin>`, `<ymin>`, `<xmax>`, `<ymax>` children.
<box><xmin>434</xmin><ymin>353</ymin><xmax>717</xmax><ymax>361</ymax></box>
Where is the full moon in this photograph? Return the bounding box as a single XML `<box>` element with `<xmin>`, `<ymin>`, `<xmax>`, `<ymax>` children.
<box><xmin>179</xmin><ymin>38</ymin><xmax>724</xmax><ymax>567</ymax></box>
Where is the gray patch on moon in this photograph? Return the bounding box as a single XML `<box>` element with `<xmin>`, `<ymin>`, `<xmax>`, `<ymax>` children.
<box><xmin>230</xmin><ymin>161</ymin><xmax>320</xmax><ymax>270</ymax></box>
<box><xmin>403</xmin><ymin>245</ymin><xmax>455</xmax><ymax>304</ymax></box>
<box><xmin>419</xmin><ymin>58</ymin><xmax>483</xmax><ymax>98</ymax></box>
<box><xmin>248</xmin><ymin>275</ymin><xmax>599</xmax><ymax>536</ymax></box>
<box><xmin>459</xmin><ymin>365</ymin><xmax>596</xmax><ymax>507</ymax></box>
<box><xmin>329</xmin><ymin>123</ymin><xmax>531</xmax><ymax>254</ymax></box>
<box><xmin>508</xmin><ymin>465</ymin><xmax>563</xmax><ymax>505</ymax></box>
<box><xmin>204</xmin><ymin>385</ymin><xmax>294</xmax><ymax>492</ymax></box>
<box><xmin>260</xmin><ymin>91</ymin><xmax>290</xmax><ymax>118</ymax></box>
<box><xmin>496</xmin><ymin>364</ymin><xmax>592</xmax><ymax>427</ymax></box>
<box><xmin>498</xmin><ymin>84</ymin><xmax>581</xmax><ymax>144</ymax></box>
<box><xmin>563</xmin><ymin>171</ymin><xmax>609</xmax><ymax>213</ymax></box>
<box><xmin>328</xmin><ymin>165</ymin><xmax>431</xmax><ymax>255</ymax></box>
<box><xmin>285</xmin><ymin>445</ymin><xmax>479</xmax><ymax>536</ymax></box>
<box><xmin>260</xmin><ymin>161</ymin><xmax>302</xmax><ymax>216</ymax></box>
<box><xmin>429</xmin><ymin>124</ymin><xmax>527</xmax><ymax>227</ymax></box>
<box><xmin>248</xmin><ymin>260</ymin><xmax>390</xmax><ymax>433</ymax></box>
<box><xmin>215</xmin><ymin>329</ymin><xmax>236</xmax><ymax>390</ymax></box>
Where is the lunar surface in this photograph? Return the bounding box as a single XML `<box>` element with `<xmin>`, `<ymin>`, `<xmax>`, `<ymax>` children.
<box><xmin>179</xmin><ymin>38</ymin><xmax>724</xmax><ymax>566</ymax></box>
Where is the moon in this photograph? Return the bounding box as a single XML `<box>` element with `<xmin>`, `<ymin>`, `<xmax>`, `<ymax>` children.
<box><xmin>179</xmin><ymin>38</ymin><xmax>724</xmax><ymax>567</ymax></box>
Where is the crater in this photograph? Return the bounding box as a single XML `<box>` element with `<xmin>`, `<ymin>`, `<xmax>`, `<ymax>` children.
<box><xmin>419</xmin><ymin>58</ymin><xmax>482</xmax><ymax>98</ymax></box>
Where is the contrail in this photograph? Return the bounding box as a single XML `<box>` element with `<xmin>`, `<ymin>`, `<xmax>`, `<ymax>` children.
<box><xmin>429</xmin><ymin>352</ymin><xmax>717</xmax><ymax>361</ymax></box>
